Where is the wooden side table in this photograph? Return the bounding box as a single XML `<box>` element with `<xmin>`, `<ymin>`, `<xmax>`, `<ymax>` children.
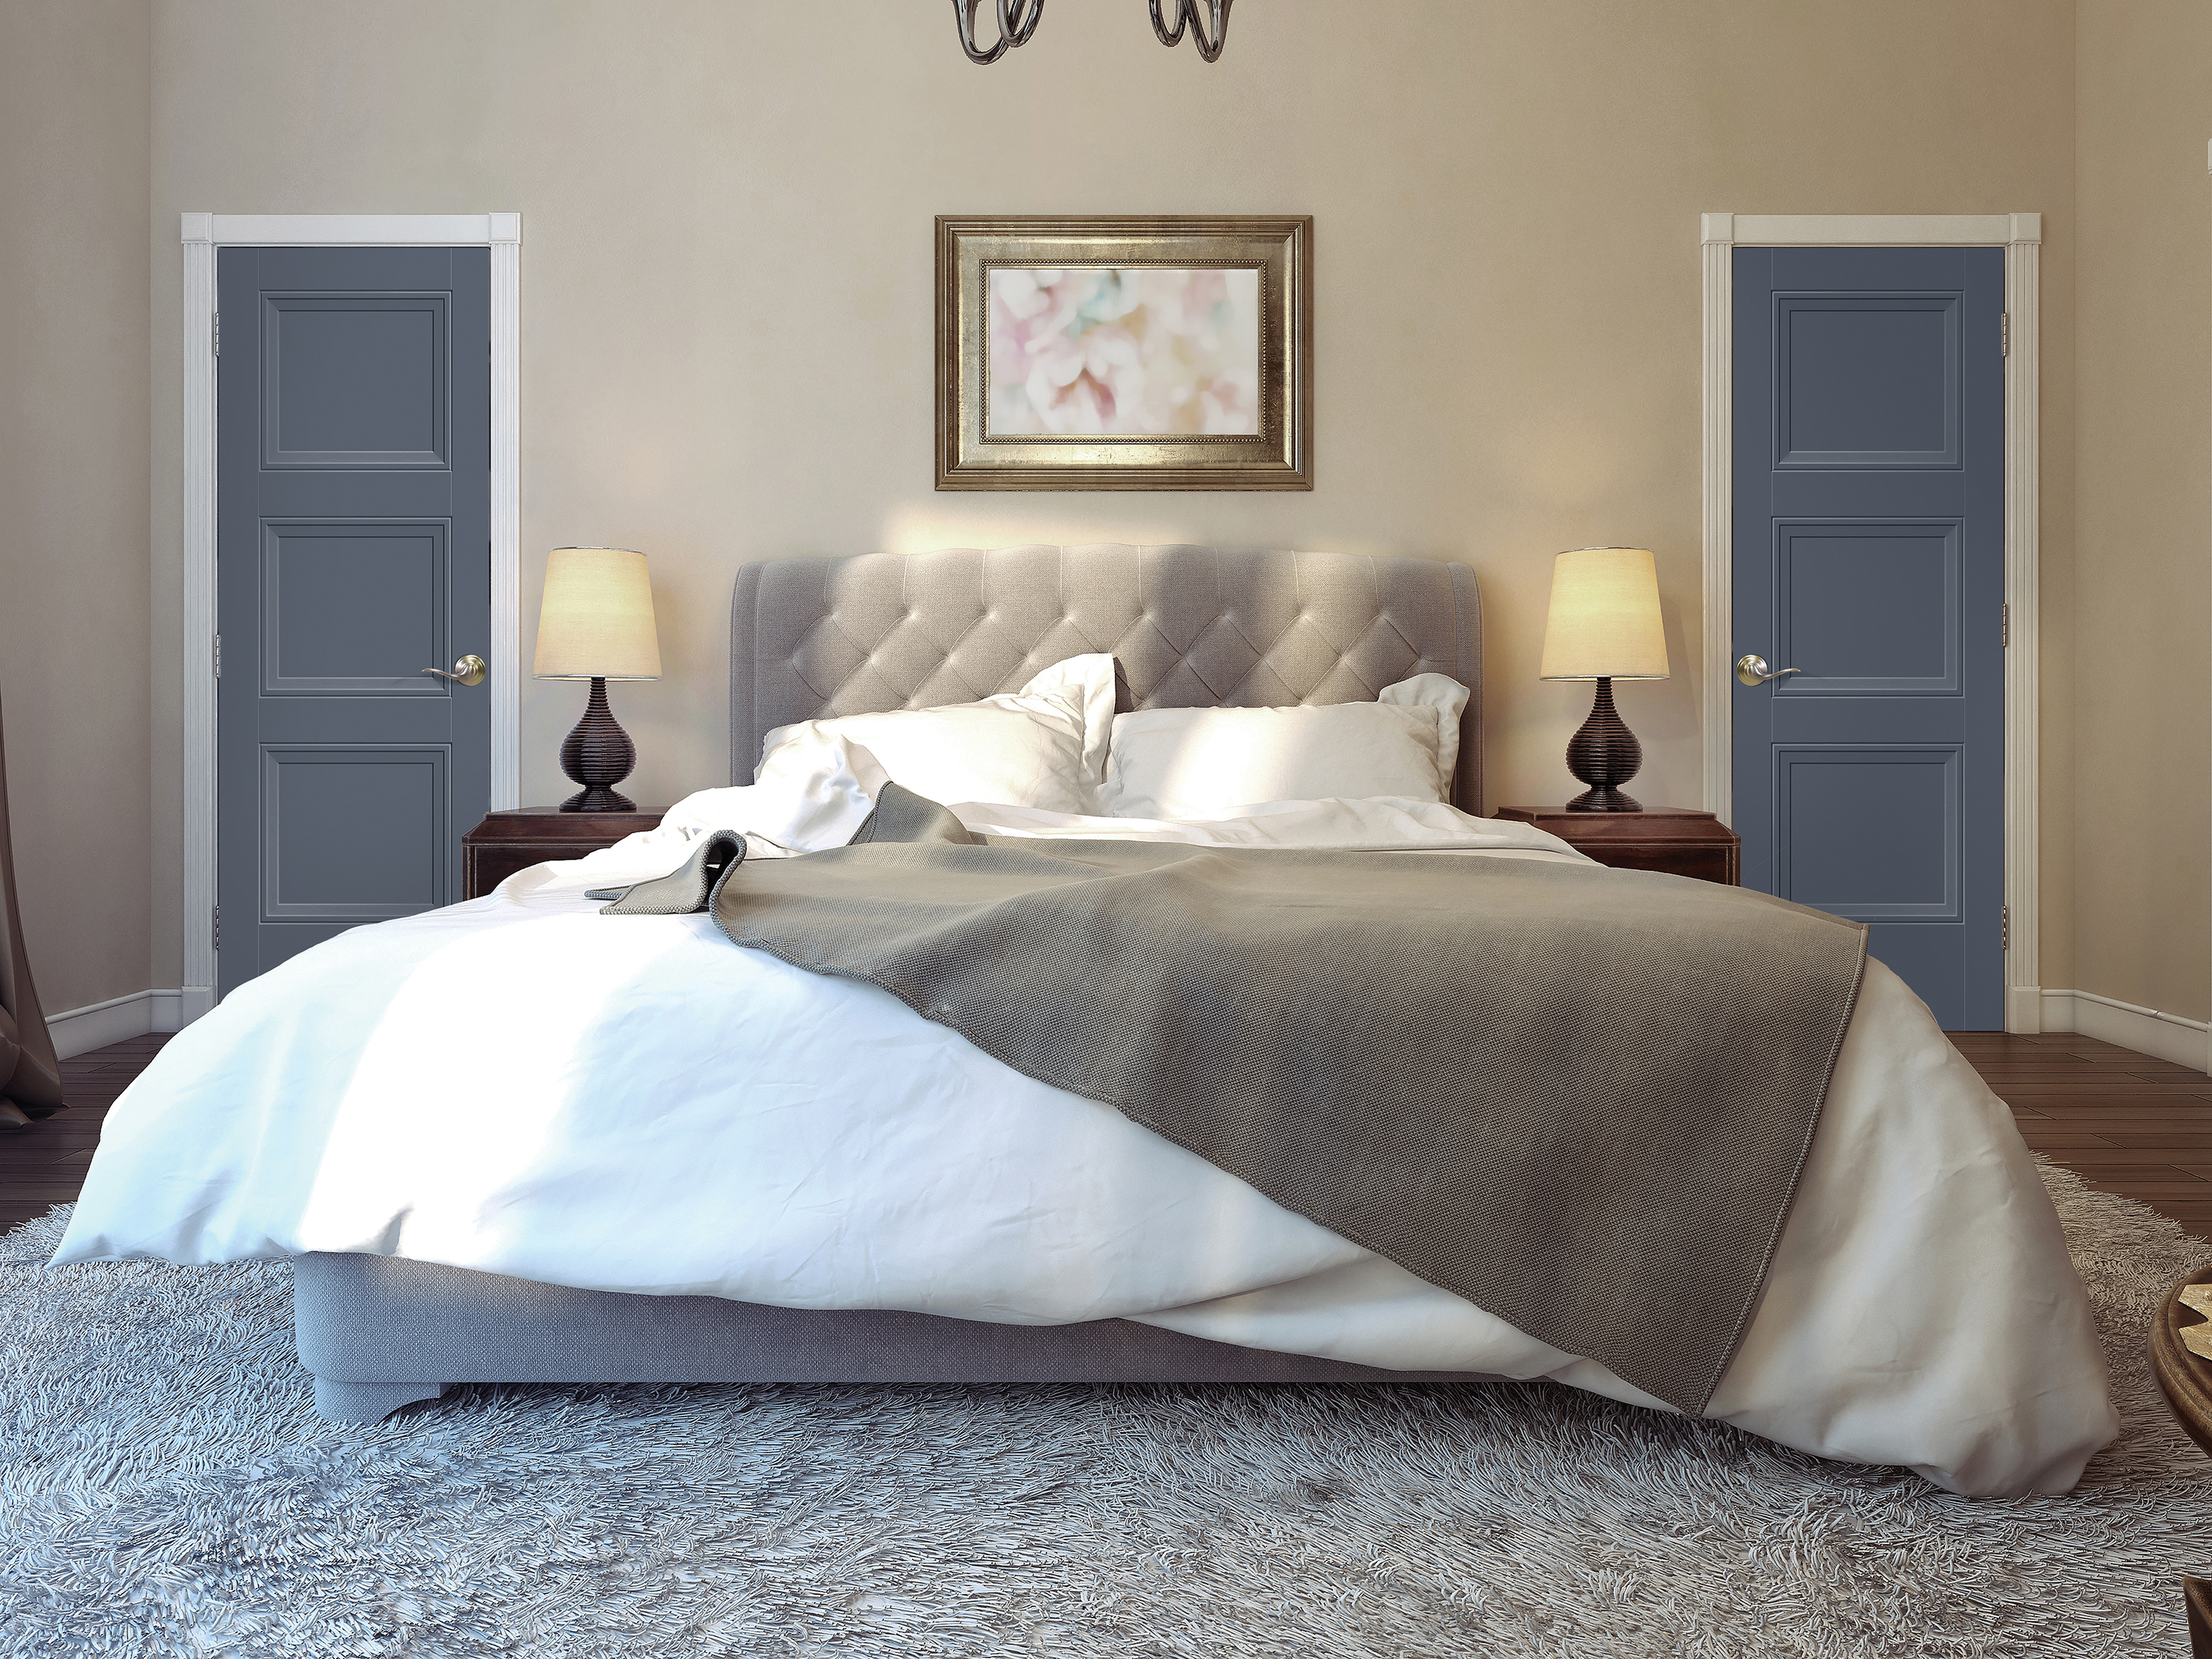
<box><xmin>1495</xmin><ymin>807</ymin><xmax>1741</xmax><ymax>886</ymax></box>
<box><xmin>2152</xmin><ymin>1264</ymin><xmax>2212</xmax><ymax>1657</ymax></box>
<box><xmin>463</xmin><ymin>808</ymin><xmax>664</xmax><ymax>899</ymax></box>
<box><xmin>2152</xmin><ymin>1259</ymin><xmax>2212</xmax><ymax>1460</ymax></box>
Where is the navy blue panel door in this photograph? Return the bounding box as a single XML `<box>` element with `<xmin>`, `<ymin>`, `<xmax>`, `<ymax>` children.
<box><xmin>216</xmin><ymin>248</ymin><xmax>491</xmax><ymax>996</ymax></box>
<box><xmin>1731</xmin><ymin>246</ymin><xmax>2004</xmax><ymax>1031</ymax></box>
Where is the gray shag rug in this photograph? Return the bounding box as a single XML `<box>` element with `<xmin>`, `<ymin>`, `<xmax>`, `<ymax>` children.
<box><xmin>4</xmin><ymin>1165</ymin><xmax>2211</xmax><ymax>1658</ymax></box>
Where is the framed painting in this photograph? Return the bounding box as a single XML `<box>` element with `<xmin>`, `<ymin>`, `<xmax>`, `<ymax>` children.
<box><xmin>935</xmin><ymin>215</ymin><xmax>1312</xmax><ymax>490</ymax></box>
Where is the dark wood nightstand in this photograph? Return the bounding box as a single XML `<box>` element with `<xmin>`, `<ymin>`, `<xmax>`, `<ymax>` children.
<box><xmin>463</xmin><ymin>808</ymin><xmax>665</xmax><ymax>899</ymax></box>
<box><xmin>1496</xmin><ymin>807</ymin><xmax>1740</xmax><ymax>886</ymax></box>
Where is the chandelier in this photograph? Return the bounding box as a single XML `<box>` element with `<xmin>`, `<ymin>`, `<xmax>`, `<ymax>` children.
<box><xmin>950</xmin><ymin>0</ymin><xmax>1233</xmax><ymax>65</ymax></box>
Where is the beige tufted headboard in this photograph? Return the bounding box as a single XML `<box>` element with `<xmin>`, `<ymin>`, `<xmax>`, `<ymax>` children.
<box><xmin>729</xmin><ymin>544</ymin><xmax>1484</xmax><ymax>813</ymax></box>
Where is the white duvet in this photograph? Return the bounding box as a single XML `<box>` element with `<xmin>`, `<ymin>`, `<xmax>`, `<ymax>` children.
<box><xmin>55</xmin><ymin>737</ymin><xmax>2116</xmax><ymax>1497</ymax></box>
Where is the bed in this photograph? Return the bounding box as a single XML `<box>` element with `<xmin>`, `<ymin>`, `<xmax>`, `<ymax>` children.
<box><xmin>307</xmin><ymin>544</ymin><xmax>1502</xmax><ymax>1416</ymax></box>
<box><xmin>54</xmin><ymin>543</ymin><xmax>2118</xmax><ymax>1497</ymax></box>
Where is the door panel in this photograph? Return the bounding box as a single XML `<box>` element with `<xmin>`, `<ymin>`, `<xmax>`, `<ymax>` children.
<box><xmin>1775</xmin><ymin>523</ymin><xmax>1958</xmax><ymax>692</ymax></box>
<box><xmin>218</xmin><ymin>248</ymin><xmax>490</xmax><ymax>996</ymax></box>
<box><xmin>263</xmin><ymin>294</ymin><xmax>449</xmax><ymax>467</ymax></box>
<box><xmin>262</xmin><ymin>747</ymin><xmax>450</xmax><ymax>917</ymax></box>
<box><xmin>262</xmin><ymin>522</ymin><xmax>452</xmax><ymax>693</ymax></box>
<box><xmin>1775</xmin><ymin>295</ymin><xmax>1958</xmax><ymax>466</ymax></box>
<box><xmin>1732</xmin><ymin>246</ymin><xmax>2003</xmax><ymax>1030</ymax></box>
<box><xmin>1776</xmin><ymin>747</ymin><xmax>1958</xmax><ymax>916</ymax></box>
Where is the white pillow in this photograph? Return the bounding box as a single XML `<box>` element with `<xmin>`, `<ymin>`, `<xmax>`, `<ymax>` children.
<box><xmin>759</xmin><ymin>653</ymin><xmax>1115</xmax><ymax>814</ymax></box>
<box><xmin>660</xmin><ymin>728</ymin><xmax>894</xmax><ymax>856</ymax></box>
<box><xmin>1101</xmin><ymin>673</ymin><xmax>1470</xmax><ymax>819</ymax></box>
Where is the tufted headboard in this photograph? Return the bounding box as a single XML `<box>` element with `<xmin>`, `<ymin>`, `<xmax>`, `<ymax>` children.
<box><xmin>729</xmin><ymin>544</ymin><xmax>1484</xmax><ymax>813</ymax></box>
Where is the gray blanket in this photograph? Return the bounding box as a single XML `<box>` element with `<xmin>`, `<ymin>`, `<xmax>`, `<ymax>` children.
<box><xmin>605</xmin><ymin>787</ymin><xmax>1867</xmax><ymax>1413</ymax></box>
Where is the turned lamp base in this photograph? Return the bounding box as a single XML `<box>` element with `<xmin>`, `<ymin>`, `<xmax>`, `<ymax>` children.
<box><xmin>558</xmin><ymin>676</ymin><xmax>639</xmax><ymax>813</ymax></box>
<box><xmin>1564</xmin><ymin>676</ymin><xmax>1644</xmax><ymax>813</ymax></box>
<box><xmin>561</xmin><ymin>785</ymin><xmax>636</xmax><ymax>814</ymax></box>
<box><xmin>1567</xmin><ymin>784</ymin><xmax>1644</xmax><ymax>813</ymax></box>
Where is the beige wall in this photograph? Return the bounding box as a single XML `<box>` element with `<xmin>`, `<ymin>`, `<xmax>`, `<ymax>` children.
<box><xmin>142</xmin><ymin>0</ymin><xmax>2082</xmax><ymax>998</ymax></box>
<box><xmin>0</xmin><ymin>0</ymin><xmax>152</xmax><ymax>1018</ymax></box>
<box><xmin>2072</xmin><ymin>0</ymin><xmax>2212</xmax><ymax>1023</ymax></box>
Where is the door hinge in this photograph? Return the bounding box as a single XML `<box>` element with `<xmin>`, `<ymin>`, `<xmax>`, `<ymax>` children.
<box><xmin>212</xmin><ymin>312</ymin><xmax>220</xmax><ymax>356</ymax></box>
<box><xmin>2002</xmin><ymin>906</ymin><xmax>2010</xmax><ymax>953</ymax></box>
<box><xmin>212</xmin><ymin>633</ymin><xmax>222</xmax><ymax>678</ymax></box>
<box><xmin>212</xmin><ymin>905</ymin><xmax>221</xmax><ymax>950</ymax></box>
<box><xmin>2000</xmin><ymin>311</ymin><xmax>2009</xmax><ymax>356</ymax></box>
<box><xmin>2001</xmin><ymin>603</ymin><xmax>2008</xmax><ymax>648</ymax></box>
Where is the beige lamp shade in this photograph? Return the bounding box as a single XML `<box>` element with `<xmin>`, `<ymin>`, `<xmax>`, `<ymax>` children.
<box><xmin>532</xmin><ymin>546</ymin><xmax>662</xmax><ymax>680</ymax></box>
<box><xmin>1538</xmin><ymin>546</ymin><xmax>1670</xmax><ymax>681</ymax></box>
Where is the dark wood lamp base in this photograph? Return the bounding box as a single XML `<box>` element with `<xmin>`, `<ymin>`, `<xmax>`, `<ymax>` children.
<box><xmin>558</xmin><ymin>676</ymin><xmax>638</xmax><ymax>813</ymax></box>
<box><xmin>1564</xmin><ymin>676</ymin><xmax>1644</xmax><ymax>812</ymax></box>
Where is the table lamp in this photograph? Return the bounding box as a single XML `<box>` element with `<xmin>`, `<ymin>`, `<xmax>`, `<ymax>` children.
<box><xmin>533</xmin><ymin>546</ymin><xmax>661</xmax><ymax>813</ymax></box>
<box><xmin>1538</xmin><ymin>546</ymin><xmax>1671</xmax><ymax>813</ymax></box>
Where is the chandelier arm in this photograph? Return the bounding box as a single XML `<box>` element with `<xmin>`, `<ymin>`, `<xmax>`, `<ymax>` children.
<box><xmin>998</xmin><ymin>0</ymin><xmax>1043</xmax><ymax>48</ymax></box>
<box><xmin>1186</xmin><ymin>0</ymin><xmax>1230</xmax><ymax>61</ymax></box>
<box><xmin>959</xmin><ymin>0</ymin><xmax>1227</xmax><ymax>65</ymax></box>
<box><xmin>951</xmin><ymin>0</ymin><xmax>1009</xmax><ymax>64</ymax></box>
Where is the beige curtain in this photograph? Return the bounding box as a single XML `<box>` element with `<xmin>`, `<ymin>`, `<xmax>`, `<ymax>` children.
<box><xmin>0</xmin><ymin>692</ymin><xmax>62</xmax><ymax>1132</ymax></box>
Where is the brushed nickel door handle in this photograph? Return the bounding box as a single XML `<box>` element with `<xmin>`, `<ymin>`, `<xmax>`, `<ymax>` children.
<box><xmin>1735</xmin><ymin>653</ymin><xmax>1803</xmax><ymax>687</ymax></box>
<box><xmin>421</xmin><ymin>653</ymin><xmax>488</xmax><ymax>687</ymax></box>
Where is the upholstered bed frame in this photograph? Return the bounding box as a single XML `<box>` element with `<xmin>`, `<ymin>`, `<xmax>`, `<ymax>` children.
<box><xmin>296</xmin><ymin>545</ymin><xmax>1491</xmax><ymax>1422</ymax></box>
<box><xmin>728</xmin><ymin>544</ymin><xmax>1483</xmax><ymax>809</ymax></box>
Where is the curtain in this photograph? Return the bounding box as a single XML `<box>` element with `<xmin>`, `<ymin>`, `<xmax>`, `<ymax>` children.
<box><xmin>0</xmin><ymin>691</ymin><xmax>62</xmax><ymax>1132</ymax></box>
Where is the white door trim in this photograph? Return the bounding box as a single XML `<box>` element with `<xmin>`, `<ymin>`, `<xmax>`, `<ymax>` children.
<box><xmin>178</xmin><ymin>210</ymin><xmax>521</xmax><ymax>1023</ymax></box>
<box><xmin>1700</xmin><ymin>210</ymin><xmax>2042</xmax><ymax>1033</ymax></box>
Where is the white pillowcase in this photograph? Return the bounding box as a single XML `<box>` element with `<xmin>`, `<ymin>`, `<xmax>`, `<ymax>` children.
<box><xmin>1100</xmin><ymin>673</ymin><xmax>1470</xmax><ymax>819</ymax></box>
<box><xmin>759</xmin><ymin>653</ymin><xmax>1115</xmax><ymax>815</ymax></box>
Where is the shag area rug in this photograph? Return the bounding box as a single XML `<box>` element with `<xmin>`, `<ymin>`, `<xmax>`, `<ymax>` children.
<box><xmin>4</xmin><ymin>1167</ymin><xmax>2210</xmax><ymax>1658</ymax></box>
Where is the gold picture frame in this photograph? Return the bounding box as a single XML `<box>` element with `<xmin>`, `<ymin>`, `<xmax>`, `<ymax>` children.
<box><xmin>935</xmin><ymin>215</ymin><xmax>1312</xmax><ymax>491</ymax></box>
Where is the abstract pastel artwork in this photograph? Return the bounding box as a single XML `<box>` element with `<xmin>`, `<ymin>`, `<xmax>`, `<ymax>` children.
<box><xmin>986</xmin><ymin>267</ymin><xmax>1261</xmax><ymax>438</ymax></box>
<box><xmin>936</xmin><ymin>216</ymin><xmax>1311</xmax><ymax>490</ymax></box>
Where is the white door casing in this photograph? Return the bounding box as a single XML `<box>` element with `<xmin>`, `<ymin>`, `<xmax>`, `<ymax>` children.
<box><xmin>179</xmin><ymin>212</ymin><xmax>521</xmax><ymax>1023</ymax></box>
<box><xmin>1700</xmin><ymin>212</ymin><xmax>2041</xmax><ymax>1033</ymax></box>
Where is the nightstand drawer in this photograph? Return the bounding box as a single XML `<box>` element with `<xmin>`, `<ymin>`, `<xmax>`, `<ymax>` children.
<box><xmin>463</xmin><ymin>809</ymin><xmax>664</xmax><ymax>899</ymax></box>
<box><xmin>1495</xmin><ymin>807</ymin><xmax>1740</xmax><ymax>886</ymax></box>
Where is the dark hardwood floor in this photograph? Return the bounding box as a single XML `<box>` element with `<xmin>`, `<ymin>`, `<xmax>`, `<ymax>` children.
<box><xmin>1951</xmin><ymin>1029</ymin><xmax>2212</xmax><ymax>1238</ymax></box>
<box><xmin>3</xmin><ymin>1029</ymin><xmax>2209</xmax><ymax>1239</ymax></box>
<box><xmin>0</xmin><ymin>1033</ymin><xmax>171</xmax><ymax>1234</ymax></box>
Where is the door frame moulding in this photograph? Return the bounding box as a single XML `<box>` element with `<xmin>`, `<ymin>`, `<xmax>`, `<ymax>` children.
<box><xmin>178</xmin><ymin>211</ymin><xmax>521</xmax><ymax>1023</ymax></box>
<box><xmin>1700</xmin><ymin>212</ymin><xmax>2042</xmax><ymax>1033</ymax></box>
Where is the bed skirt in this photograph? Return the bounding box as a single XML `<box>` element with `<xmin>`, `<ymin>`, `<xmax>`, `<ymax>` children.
<box><xmin>293</xmin><ymin>1252</ymin><xmax>1506</xmax><ymax>1422</ymax></box>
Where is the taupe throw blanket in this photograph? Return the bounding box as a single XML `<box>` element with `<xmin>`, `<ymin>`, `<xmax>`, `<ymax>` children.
<box><xmin>605</xmin><ymin>786</ymin><xmax>1867</xmax><ymax>1412</ymax></box>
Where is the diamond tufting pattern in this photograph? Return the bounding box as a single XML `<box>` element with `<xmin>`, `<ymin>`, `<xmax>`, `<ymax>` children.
<box><xmin>731</xmin><ymin>545</ymin><xmax>1483</xmax><ymax>810</ymax></box>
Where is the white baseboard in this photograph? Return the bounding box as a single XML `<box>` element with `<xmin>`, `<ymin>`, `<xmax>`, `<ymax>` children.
<box><xmin>45</xmin><ymin>988</ymin><xmax>185</xmax><ymax>1061</ymax></box>
<box><xmin>2040</xmin><ymin>987</ymin><xmax>2212</xmax><ymax>1073</ymax></box>
<box><xmin>54</xmin><ymin>982</ymin><xmax>2210</xmax><ymax>1071</ymax></box>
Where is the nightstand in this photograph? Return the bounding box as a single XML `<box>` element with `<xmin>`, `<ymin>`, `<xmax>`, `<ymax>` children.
<box><xmin>463</xmin><ymin>808</ymin><xmax>665</xmax><ymax>899</ymax></box>
<box><xmin>1495</xmin><ymin>807</ymin><xmax>1740</xmax><ymax>886</ymax></box>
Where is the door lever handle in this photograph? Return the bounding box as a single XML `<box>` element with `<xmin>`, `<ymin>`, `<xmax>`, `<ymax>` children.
<box><xmin>1735</xmin><ymin>653</ymin><xmax>1803</xmax><ymax>687</ymax></box>
<box><xmin>421</xmin><ymin>653</ymin><xmax>488</xmax><ymax>687</ymax></box>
